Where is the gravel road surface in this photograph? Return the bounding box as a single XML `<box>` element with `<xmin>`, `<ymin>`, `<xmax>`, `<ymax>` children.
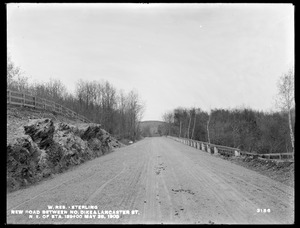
<box><xmin>6</xmin><ymin>137</ymin><xmax>294</xmax><ymax>224</ymax></box>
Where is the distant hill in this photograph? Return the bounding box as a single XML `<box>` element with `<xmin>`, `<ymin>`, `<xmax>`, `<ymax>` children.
<box><xmin>140</xmin><ymin>120</ymin><xmax>165</xmax><ymax>137</ymax></box>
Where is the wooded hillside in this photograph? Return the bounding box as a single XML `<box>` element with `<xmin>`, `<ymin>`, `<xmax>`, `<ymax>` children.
<box><xmin>7</xmin><ymin>57</ymin><xmax>144</xmax><ymax>141</ymax></box>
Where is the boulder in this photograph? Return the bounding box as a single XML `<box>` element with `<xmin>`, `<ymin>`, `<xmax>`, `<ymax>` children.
<box><xmin>24</xmin><ymin>118</ymin><xmax>55</xmax><ymax>149</ymax></box>
<box><xmin>73</xmin><ymin>123</ymin><xmax>120</xmax><ymax>153</ymax></box>
<box><xmin>74</xmin><ymin>123</ymin><xmax>105</xmax><ymax>140</ymax></box>
<box><xmin>52</xmin><ymin>129</ymin><xmax>93</xmax><ymax>170</ymax></box>
<box><xmin>87</xmin><ymin>138</ymin><xmax>103</xmax><ymax>157</ymax></box>
<box><xmin>7</xmin><ymin>134</ymin><xmax>42</xmax><ymax>190</ymax></box>
<box><xmin>36</xmin><ymin>149</ymin><xmax>52</xmax><ymax>178</ymax></box>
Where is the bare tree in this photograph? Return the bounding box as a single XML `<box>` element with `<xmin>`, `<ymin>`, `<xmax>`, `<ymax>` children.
<box><xmin>162</xmin><ymin>112</ymin><xmax>174</xmax><ymax>136</ymax></box>
<box><xmin>116</xmin><ymin>90</ymin><xmax>127</xmax><ymax>138</ymax></box>
<box><xmin>7</xmin><ymin>56</ymin><xmax>29</xmax><ymax>92</ymax></box>
<box><xmin>276</xmin><ymin>68</ymin><xmax>295</xmax><ymax>152</ymax></box>
<box><xmin>207</xmin><ymin>110</ymin><xmax>211</xmax><ymax>144</ymax></box>
<box><xmin>127</xmin><ymin>90</ymin><xmax>144</xmax><ymax>140</ymax></box>
<box><xmin>174</xmin><ymin>107</ymin><xmax>184</xmax><ymax>138</ymax></box>
<box><xmin>75</xmin><ymin>79</ymin><xmax>85</xmax><ymax>107</ymax></box>
<box><xmin>187</xmin><ymin>111</ymin><xmax>192</xmax><ymax>139</ymax></box>
<box><xmin>191</xmin><ymin>108</ymin><xmax>201</xmax><ymax>140</ymax></box>
<box><xmin>46</xmin><ymin>78</ymin><xmax>67</xmax><ymax>102</ymax></box>
<box><xmin>179</xmin><ymin>120</ymin><xmax>182</xmax><ymax>138</ymax></box>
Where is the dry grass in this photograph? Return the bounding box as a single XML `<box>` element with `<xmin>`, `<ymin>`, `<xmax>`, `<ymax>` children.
<box><xmin>220</xmin><ymin>155</ymin><xmax>294</xmax><ymax>188</ymax></box>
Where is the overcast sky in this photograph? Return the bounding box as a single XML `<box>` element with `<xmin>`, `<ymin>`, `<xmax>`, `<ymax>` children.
<box><xmin>7</xmin><ymin>3</ymin><xmax>294</xmax><ymax>121</ymax></box>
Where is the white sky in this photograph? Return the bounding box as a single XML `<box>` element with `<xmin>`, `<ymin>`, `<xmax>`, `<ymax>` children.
<box><xmin>7</xmin><ymin>3</ymin><xmax>294</xmax><ymax>121</ymax></box>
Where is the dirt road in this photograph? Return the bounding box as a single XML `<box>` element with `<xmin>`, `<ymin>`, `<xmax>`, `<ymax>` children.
<box><xmin>6</xmin><ymin>137</ymin><xmax>294</xmax><ymax>224</ymax></box>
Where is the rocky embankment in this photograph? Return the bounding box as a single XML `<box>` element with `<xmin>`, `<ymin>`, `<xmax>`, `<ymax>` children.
<box><xmin>7</xmin><ymin>118</ymin><xmax>122</xmax><ymax>192</ymax></box>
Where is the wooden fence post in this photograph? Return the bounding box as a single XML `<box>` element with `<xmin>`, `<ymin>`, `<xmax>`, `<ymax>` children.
<box><xmin>234</xmin><ymin>150</ymin><xmax>240</xmax><ymax>157</ymax></box>
<box><xmin>207</xmin><ymin>145</ymin><xmax>211</xmax><ymax>153</ymax></box>
<box><xmin>214</xmin><ymin>147</ymin><xmax>218</xmax><ymax>155</ymax></box>
<box><xmin>33</xmin><ymin>96</ymin><xmax>36</xmax><ymax>108</ymax></box>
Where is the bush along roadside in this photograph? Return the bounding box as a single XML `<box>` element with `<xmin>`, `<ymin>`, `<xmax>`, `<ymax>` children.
<box><xmin>7</xmin><ymin>118</ymin><xmax>122</xmax><ymax>192</ymax></box>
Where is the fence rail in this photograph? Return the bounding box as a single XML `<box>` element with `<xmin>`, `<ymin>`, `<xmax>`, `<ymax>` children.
<box><xmin>7</xmin><ymin>89</ymin><xmax>91</xmax><ymax>123</ymax></box>
<box><xmin>167</xmin><ymin>136</ymin><xmax>294</xmax><ymax>161</ymax></box>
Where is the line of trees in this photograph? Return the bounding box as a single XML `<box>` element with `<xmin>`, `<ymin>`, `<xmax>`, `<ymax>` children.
<box><xmin>161</xmin><ymin>68</ymin><xmax>295</xmax><ymax>154</ymax></box>
<box><xmin>7</xmin><ymin>56</ymin><xmax>145</xmax><ymax>141</ymax></box>
<box><xmin>161</xmin><ymin>107</ymin><xmax>294</xmax><ymax>154</ymax></box>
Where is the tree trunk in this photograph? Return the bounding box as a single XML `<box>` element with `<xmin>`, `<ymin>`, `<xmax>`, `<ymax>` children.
<box><xmin>288</xmin><ymin>107</ymin><xmax>294</xmax><ymax>152</ymax></box>
<box><xmin>179</xmin><ymin>120</ymin><xmax>182</xmax><ymax>138</ymax></box>
<box><xmin>192</xmin><ymin>114</ymin><xmax>196</xmax><ymax>140</ymax></box>
<box><xmin>187</xmin><ymin>116</ymin><xmax>191</xmax><ymax>139</ymax></box>
<box><xmin>207</xmin><ymin>114</ymin><xmax>211</xmax><ymax>144</ymax></box>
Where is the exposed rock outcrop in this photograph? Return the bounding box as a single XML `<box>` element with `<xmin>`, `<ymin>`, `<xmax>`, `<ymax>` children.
<box><xmin>24</xmin><ymin>118</ymin><xmax>55</xmax><ymax>149</ymax></box>
<box><xmin>7</xmin><ymin>134</ymin><xmax>43</xmax><ymax>190</ymax></box>
<box><xmin>7</xmin><ymin>118</ymin><xmax>122</xmax><ymax>192</ymax></box>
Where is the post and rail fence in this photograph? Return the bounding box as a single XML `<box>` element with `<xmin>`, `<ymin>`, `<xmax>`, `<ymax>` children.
<box><xmin>7</xmin><ymin>89</ymin><xmax>92</xmax><ymax>123</ymax></box>
<box><xmin>167</xmin><ymin>136</ymin><xmax>294</xmax><ymax>161</ymax></box>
